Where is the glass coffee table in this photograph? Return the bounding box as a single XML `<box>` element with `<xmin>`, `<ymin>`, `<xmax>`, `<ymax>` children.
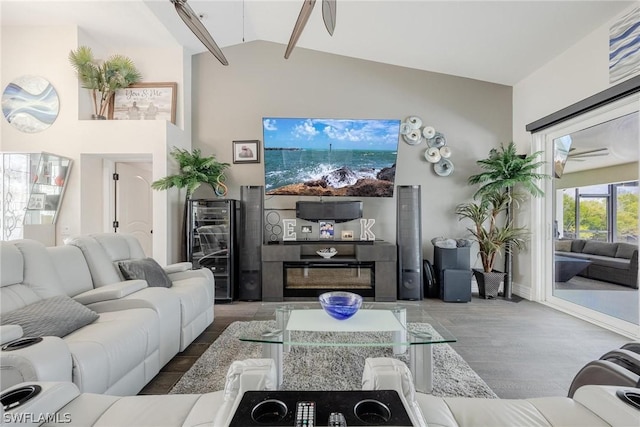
<box><xmin>237</xmin><ymin>302</ymin><xmax>456</xmax><ymax>393</ymax></box>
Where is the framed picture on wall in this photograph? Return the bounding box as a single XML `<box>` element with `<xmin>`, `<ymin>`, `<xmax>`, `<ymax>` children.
<box><xmin>109</xmin><ymin>82</ymin><xmax>177</xmax><ymax>124</ymax></box>
<box><xmin>233</xmin><ymin>140</ymin><xmax>260</xmax><ymax>163</ymax></box>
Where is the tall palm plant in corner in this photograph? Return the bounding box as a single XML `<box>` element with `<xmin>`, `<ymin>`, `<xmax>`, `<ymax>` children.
<box><xmin>466</xmin><ymin>142</ymin><xmax>547</xmax><ymax>298</ymax></box>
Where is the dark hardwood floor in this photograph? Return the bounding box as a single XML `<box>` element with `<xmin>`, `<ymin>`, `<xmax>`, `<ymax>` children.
<box><xmin>140</xmin><ymin>296</ymin><xmax>632</xmax><ymax>398</ymax></box>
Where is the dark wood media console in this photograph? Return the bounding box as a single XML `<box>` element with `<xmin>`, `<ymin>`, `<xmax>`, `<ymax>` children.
<box><xmin>261</xmin><ymin>240</ymin><xmax>397</xmax><ymax>301</ymax></box>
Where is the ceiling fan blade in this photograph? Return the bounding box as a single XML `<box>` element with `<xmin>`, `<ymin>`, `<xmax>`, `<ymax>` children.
<box><xmin>568</xmin><ymin>147</ymin><xmax>608</xmax><ymax>157</ymax></box>
<box><xmin>285</xmin><ymin>0</ymin><xmax>317</xmax><ymax>59</ymax></box>
<box><xmin>172</xmin><ymin>0</ymin><xmax>229</xmax><ymax>66</ymax></box>
<box><xmin>570</xmin><ymin>153</ymin><xmax>609</xmax><ymax>159</ymax></box>
<box><xmin>322</xmin><ymin>0</ymin><xmax>337</xmax><ymax>36</ymax></box>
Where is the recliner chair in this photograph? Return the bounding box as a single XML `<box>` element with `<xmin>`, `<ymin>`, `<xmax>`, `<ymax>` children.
<box><xmin>568</xmin><ymin>346</ymin><xmax>640</xmax><ymax>397</ymax></box>
<box><xmin>67</xmin><ymin>233</ymin><xmax>215</xmax><ymax>352</ymax></box>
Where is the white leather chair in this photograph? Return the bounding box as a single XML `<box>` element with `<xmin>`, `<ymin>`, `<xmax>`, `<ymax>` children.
<box><xmin>47</xmin><ymin>244</ymin><xmax>181</xmax><ymax>367</ymax></box>
<box><xmin>1</xmin><ymin>359</ymin><xmax>277</xmax><ymax>427</ymax></box>
<box><xmin>67</xmin><ymin>233</ymin><xmax>214</xmax><ymax>351</ymax></box>
<box><xmin>362</xmin><ymin>357</ymin><xmax>640</xmax><ymax>427</ymax></box>
<box><xmin>0</xmin><ymin>240</ymin><xmax>161</xmax><ymax>395</ymax></box>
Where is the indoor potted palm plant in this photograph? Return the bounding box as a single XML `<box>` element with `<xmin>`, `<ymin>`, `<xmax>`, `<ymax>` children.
<box><xmin>69</xmin><ymin>45</ymin><xmax>142</xmax><ymax>119</ymax></box>
<box><xmin>465</xmin><ymin>142</ymin><xmax>547</xmax><ymax>298</ymax></box>
<box><xmin>456</xmin><ymin>189</ymin><xmax>529</xmax><ymax>298</ymax></box>
<box><xmin>151</xmin><ymin>147</ymin><xmax>230</xmax><ymax>198</ymax></box>
<box><xmin>151</xmin><ymin>147</ymin><xmax>230</xmax><ymax>260</ymax></box>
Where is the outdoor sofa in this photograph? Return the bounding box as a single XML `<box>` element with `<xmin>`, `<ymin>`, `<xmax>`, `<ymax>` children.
<box><xmin>555</xmin><ymin>239</ymin><xmax>638</xmax><ymax>289</ymax></box>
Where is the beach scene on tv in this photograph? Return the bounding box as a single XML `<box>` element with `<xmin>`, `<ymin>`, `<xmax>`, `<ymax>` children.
<box><xmin>263</xmin><ymin>118</ymin><xmax>400</xmax><ymax>197</ymax></box>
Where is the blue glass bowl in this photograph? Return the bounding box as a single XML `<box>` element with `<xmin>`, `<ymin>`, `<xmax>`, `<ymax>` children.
<box><xmin>319</xmin><ymin>291</ymin><xmax>363</xmax><ymax>320</ymax></box>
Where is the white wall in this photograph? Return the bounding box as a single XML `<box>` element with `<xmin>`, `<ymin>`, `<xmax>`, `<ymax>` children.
<box><xmin>1</xmin><ymin>25</ymin><xmax>190</xmax><ymax>264</ymax></box>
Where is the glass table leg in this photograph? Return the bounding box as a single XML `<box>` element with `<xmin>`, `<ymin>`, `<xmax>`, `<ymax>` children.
<box><xmin>392</xmin><ymin>307</ymin><xmax>407</xmax><ymax>354</ymax></box>
<box><xmin>261</xmin><ymin>330</ymin><xmax>283</xmax><ymax>388</ymax></box>
<box><xmin>409</xmin><ymin>332</ymin><xmax>433</xmax><ymax>394</ymax></box>
<box><xmin>276</xmin><ymin>305</ymin><xmax>292</xmax><ymax>353</ymax></box>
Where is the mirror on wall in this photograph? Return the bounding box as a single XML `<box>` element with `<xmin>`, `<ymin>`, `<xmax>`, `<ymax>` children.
<box><xmin>551</xmin><ymin>111</ymin><xmax>639</xmax><ymax>326</ymax></box>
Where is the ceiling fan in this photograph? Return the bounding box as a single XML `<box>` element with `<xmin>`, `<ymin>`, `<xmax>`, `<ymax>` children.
<box><xmin>171</xmin><ymin>0</ymin><xmax>229</xmax><ymax>66</ymax></box>
<box><xmin>285</xmin><ymin>0</ymin><xmax>337</xmax><ymax>59</ymax></box>
<box><xmin>567</xmin><ymin>147</ymin><xmax>609</xmax><ymax>161</ymax></box>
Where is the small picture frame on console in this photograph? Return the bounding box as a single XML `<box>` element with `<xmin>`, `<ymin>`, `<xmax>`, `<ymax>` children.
<box><xmin>341</xmin><ymin>230</ymin><xmax>354</xmax><ymax>240</ymax></box>
<box><xmin>319</xmin><ymin>221</ymin><xmax>334</xmax><ymax>239</ymax></box>
<box><xmin>301</xmin><ymin>225</ymin><xmax>312</xmax><ymax>233</ymax></box>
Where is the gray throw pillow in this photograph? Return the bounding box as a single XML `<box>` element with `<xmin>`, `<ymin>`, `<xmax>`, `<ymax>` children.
<box><xmin>615</xmin><ymin>243</ymin><xmax>638</xmax><ymax>260</ymax></box>
<box><xmin>582</xmin><ymin>241</ymin><xmax>618</xmax><ymax>257</ymax></box>
<box><xmin>0</xmin><ymin>295</ymin><xmax>99</xmax><ymax>338</ymax></box>
<box><xmin>555</xmin><ymin>240</ymin><xmax>572</xmax><ymax>252</ymax></box>
<box><xmin>118</xmin><ymin>257</ymin><xmax>173</xmax><ymax>288</ymax></box>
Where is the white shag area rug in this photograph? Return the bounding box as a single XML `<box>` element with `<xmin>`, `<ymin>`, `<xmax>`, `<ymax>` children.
<box><xmin>170</xmin><ymin>320</ymin><xmax>497</xmax><ymax>398</ymax></box>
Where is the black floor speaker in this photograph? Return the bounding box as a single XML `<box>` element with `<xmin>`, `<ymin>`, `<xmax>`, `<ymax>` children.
<box><xmin>238</xmin><ymin>186</ymin><xmax>263</xmax><ymax>301</ymax></box>
<box><xmin>396</xmin><ymin>185</ymin><xmax>423</xmax><ymax>300</ymax></box>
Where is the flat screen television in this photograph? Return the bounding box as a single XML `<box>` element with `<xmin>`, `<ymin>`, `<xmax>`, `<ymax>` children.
<box><xmin>262</xmin><ymin>117</ymin><xmax>401</xmax><ymax>197</ymax></box>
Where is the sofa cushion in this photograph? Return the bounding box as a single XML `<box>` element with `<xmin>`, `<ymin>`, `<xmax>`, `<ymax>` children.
<box><xmin>571</xmin><ymin>239</ymin><xmax>588</xmax><ymax>253</ymax></box>
<box><xmin>615</xmin><ymin>243</ymin><xmax>638</xmax><ymax>260</ymax></box>
<box><xmin>555</xmin><ymin>240</ymin><xmax>572</xmax><ymax>252</ymax></box>
<box><xmin>0</xmin><ymin>295</ymin><xmax>99</xmax><ymax>338</ymax></box>
<box><xmin>582</xmin><ymin>241</ymin><xmax>618</xmax><ymax>258</ymax></box>
<box><xmin>118</xmin><ymin>258</ymin><xmax>172</xmax><ymax>288</ymax></box>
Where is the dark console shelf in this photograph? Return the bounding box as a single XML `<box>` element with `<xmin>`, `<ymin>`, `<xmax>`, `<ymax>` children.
<box><xmin>281</xmin><ymin>239</ymin><xmax>377</xmax><ymax>245</ymax></box>
<box><xmin>298</xmin><ymin>256</ymin><xmax>359</xmax><ymax>262</ymax></box>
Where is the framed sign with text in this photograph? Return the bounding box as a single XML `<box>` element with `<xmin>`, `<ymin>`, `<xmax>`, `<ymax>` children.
<box><xmin>109</xmin><ymin>82</ymin><xmax>177</xmax><ymax>124</ymax></box>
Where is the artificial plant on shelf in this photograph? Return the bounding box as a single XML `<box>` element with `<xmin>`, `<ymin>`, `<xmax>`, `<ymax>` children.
<box><xmin>68</xmin><ymin>46</ymin><xmax>142</xmax><ymax>119</ymax></box>
<box><xmin>151</xmin><ymin>147</ymin><xmax>230</xmax><ymax>198</ymax></box>
<box><xmin>460</xmin><ymin>142</ymin><xmax>547</xmax><ymax>298</ymax></box>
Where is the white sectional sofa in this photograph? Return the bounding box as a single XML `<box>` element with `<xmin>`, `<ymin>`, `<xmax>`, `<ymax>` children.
<box><xmin>0</xmin><ymin>235</ymin><xmax>215</xmax><ymax>396</ymax></box>
<box><xmin>1</xmin><ymin>359</ymin><xmax>277</xmax><ymax>427</ymax></box>
<box><xmin>66</xmin><ymin>233</ymin><xmax>214</xmax><ymax>352</ymax></box>
<box><xmin>362</xmin><ymin>358</ymin><xmax>640</xmax><ymax>427</ymax></box>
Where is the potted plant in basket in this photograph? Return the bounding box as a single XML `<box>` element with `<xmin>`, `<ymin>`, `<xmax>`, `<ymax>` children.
<box><xmin>69</xmin><ymin>46</ymin><xmax>142</xmax><ymax>119</ymax></box>
<box><xmin>456</xmin><ymin>189</ymin><xmax>529</xmax><ymax>298</ymax></box>
<box><xmin>463</xmin><ymin>142</ymin><xmax>547</xmax><ymax>298</ymax></box>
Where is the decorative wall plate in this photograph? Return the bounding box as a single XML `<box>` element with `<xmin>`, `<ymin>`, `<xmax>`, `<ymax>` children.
<box><xmin>2</xmin><ymin>75</ymin><xmax>59</xmax><ymax>133</ymax></box>
<box><xmin>406</xmin><ymin>116</ymin><xmax>422</xmax><ymax>129</ymax></box>
<box><xmin>439</xmin><ymin>146</ymin><xmax>452</xmax><ymax>158</ymax></box>
<box><xmin>422</xmin><ymin>126</ymin><xmax>436</xmax><ymax>139</ymax></box>
<box><xmin>399</xmin><ymin>122</ymin><xmax>413</xmax><ymax>135</ymax></box>
<box><xmin>403</xmin><ymin>129</ymin><xmax>423</xmax><ymax>145</ymax></box>
<box><xmin>424</xmin><ymin>147</ymin><xmax>441</xmax><ymax>163</ymax></box>
<box><xmin>434</xmin><ymin>158</ymin><xmax>454</xmax><ymax>176</ymax></box>
<box><xmin>427</xmin><ymin>132</ymin><xmax>446</xmax><ymax>148</ymax></box>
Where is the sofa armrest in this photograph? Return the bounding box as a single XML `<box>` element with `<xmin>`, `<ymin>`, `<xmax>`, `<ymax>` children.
<box><xmin>163</xmin><ymin>262</ymin><xmax>193</xmax><ymax>274</ymax></box>
<box><xmin>0</xmin><ymin>337</ymin><xmax>72</xmax><ymax>391</ymax></box>
<box><xmin>362</xmin><ymin>357</ymin><xmax>427</xmax><ymax>427</ymax></box>
<box><xmin>72</xmin><ymin>280</ymin><xmax>147</xmax><ymax>305</ymax></box>
<box><xmin>213</xmin><ymin>359</ymin><xmax>277</xmax><ymax>426</ymax></box>
<box><xmin>1</xmin><ymin>325</ymin><xmax>24</xmax><ymax>345</ymax></box>
<box><xmin>2</xmin><ymin>381</ymin><xmax>80</xmax><ymax>422</ymax></box>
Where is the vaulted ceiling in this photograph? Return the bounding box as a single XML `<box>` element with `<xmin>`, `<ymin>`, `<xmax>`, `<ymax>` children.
<box><xmin>1</xmin><ymin>1</ymin><xmax>634</xmax><ymax>86</ymax></box>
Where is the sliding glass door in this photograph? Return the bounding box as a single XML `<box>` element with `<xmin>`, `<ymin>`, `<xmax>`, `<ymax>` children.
<box><xmin>534</xmin><ymin>95</ymin><xmax>639</xmax><ymax>337</ymax></box>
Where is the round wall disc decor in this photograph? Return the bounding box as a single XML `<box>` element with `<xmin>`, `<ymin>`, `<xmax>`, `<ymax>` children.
<box><xmin>2</xmin><ymin>75</ymin><xmax>59</xmax><ymax>133</ymax></box>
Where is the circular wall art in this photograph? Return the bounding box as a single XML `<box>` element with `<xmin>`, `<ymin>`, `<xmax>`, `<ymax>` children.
<box><xmin>2</xmin><ymin>75</ymin><xmax>60</xmax><ymax>133</ymax></box>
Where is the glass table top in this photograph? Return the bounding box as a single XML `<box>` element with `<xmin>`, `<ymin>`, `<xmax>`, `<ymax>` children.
<box><xmin>237</xmin><ymin>301</ymin><xmax>456</xmax><ymax>347</ymax></box>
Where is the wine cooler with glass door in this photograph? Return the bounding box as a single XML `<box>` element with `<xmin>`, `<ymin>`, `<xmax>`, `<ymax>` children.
<box><xmin>187</xmin><ymin>199</ymin><xmax>237</xmax><ymax>303</ymax></box>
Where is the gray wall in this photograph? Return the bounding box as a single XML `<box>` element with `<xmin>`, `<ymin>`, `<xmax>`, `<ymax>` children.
<box><xmin>191</xmin><ymin>41</ymin><xmax>512</xmax><ymax>264</ymax></box>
